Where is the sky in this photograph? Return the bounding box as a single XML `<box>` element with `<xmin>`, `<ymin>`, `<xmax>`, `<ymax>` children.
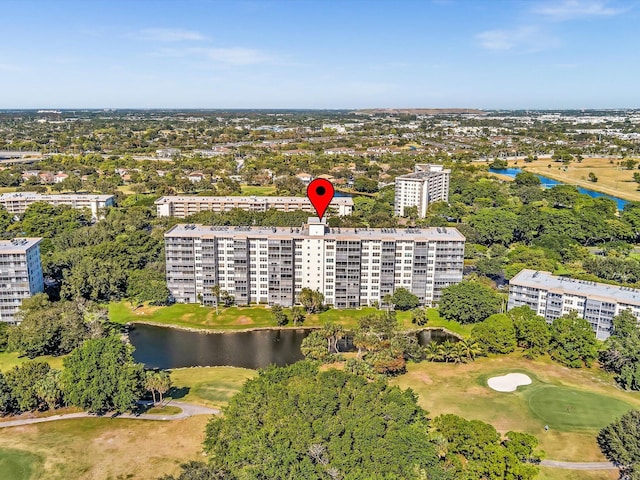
<box><xmin>1</xmin><ymin>0</ymin><xmax>639</xmax><ymax>109</ymax></box>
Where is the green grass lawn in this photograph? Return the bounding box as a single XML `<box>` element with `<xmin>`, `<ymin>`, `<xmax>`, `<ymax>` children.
<box><xmin>109</xmin><ymin>301</ymin><xmax>469</xmax><ymax>335</ymax></box>
<box><xmin>0</xmin><ymin>186</ymin><xmax>18</xmax><ymax>194</ymax></box>
<box><xmin>239</xmin><ymin>185</ymin><xmax>277</xmax><ymax>195</ymax></box>
<box><xmin>0</xmin><ymin>447</ymin><xmax>43</xmax><ymax>480</ymax></box>
<box><xmin>169</xmin><ymin>366</ymin><xmax>256</xmax><ymax>408</ymax></box>
<box><xmin>526</xmin><ymin>384</ymin><xmax>632</xmax><ymax>431</ymax></box>
<box><xmin>0</xmin><ymin>352</ymin><xmax>66</xmax><ymax>373</ymax></box>
<box><xmin>391</xmin><ymin>354</ymin><xmax>640</xmax><ymax>462</ymax></box>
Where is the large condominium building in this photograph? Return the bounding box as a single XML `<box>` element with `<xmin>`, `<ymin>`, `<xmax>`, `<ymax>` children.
<box><xmin>0</xmin><ymin>193</ymin><xmax>115</xmax><ymax>219</ymax></box>
<box><xmin>394</xmin><ymin>164</ymin><xmax>451</xmax><ymax>218</ymax></box>
<box><xmin>0</xmin><ymin>238</ymin><xmax>44</xmax><ymax>324</ymax></box>
<box><xmin>508</xmin><ymin>269</ymin><xmax>640</xmax><ymax>340</ymax></box>
<box><xmin>155</xmin><ymin>195</ymin><xmax>354</xmax><ymax>218</ymax></box>
<box><xmin>165</xmin><ymin>219</ymin><xmax>465</xmax><ymax>309</ymax></box>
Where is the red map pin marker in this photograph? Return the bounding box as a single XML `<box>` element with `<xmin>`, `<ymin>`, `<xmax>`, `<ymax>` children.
<box><xmin>307</xmin><ymin>178</ymin><xmax>335</xmax><ymax>220</ymax></box>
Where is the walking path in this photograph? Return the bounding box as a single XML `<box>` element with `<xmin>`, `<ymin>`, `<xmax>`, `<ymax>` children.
<box><xmin>0</xmin><ymin>407</ymin><xmax>622</xmax><ymax>472</ymax></box>
<box><xmin>540</xmin><ymin>460</ymin><xmax>617</xmax><ymax>470</ymax></box>
<box><xmin>0</xmin><ymin>401</ymin><xmax>219</xmax><ymax>429</ymax></box>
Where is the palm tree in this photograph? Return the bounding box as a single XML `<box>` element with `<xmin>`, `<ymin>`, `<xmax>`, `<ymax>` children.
<box><xmin>424</xmin><ymin>342</ymin><xmax>445</xmax><ymax>362</ymax></box>
<box><xmin>456</xmin><ymin>339</ymin><xmax>483</xmax><ymax>362</ymax></box>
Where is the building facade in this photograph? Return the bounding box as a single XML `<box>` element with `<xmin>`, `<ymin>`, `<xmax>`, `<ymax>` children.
<box><xmin>508</xmin><ymin>269</ymin><xmax>640</xmax><ymax>340</ymax></box>
<box><xmin>155</xmin><ymin>195</ymin><xmax>354</xmax><ymax>218</ymax></box>
<box><xmin>394</xmin><ymin>164</ymin><xmax>451</xmax><ymax>217</ymax></box>
<box><xmin>0</xmin><ymin>238</ymin><xmax>44</xmax><ymax>324</ymax></box>
<box><xmin>165</xmin><ymin>219</ymin><xmax>465</xmax><ymax>309</ymax></box>
<box><xmin>0</xmin><ymin>193</ymin><xmax>115</xmax><ymax>219</ymax></box>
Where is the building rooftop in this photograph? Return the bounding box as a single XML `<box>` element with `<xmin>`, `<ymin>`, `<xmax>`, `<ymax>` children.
<box><xmin>154</xmin><ymin>195</ymin><xmax>354</xmax><ymax>206</ymax></box>
<box><xmin>0</xmin><ymin>238</ymin><xmax>42</xmax><ymax>253</ymax></box>
<box><xmin>0</xmin><ymin>192</ymin><xmax>115</xmax><ymax>201</ymax></box>
<box><xmin>510</xmin><ymin>269</ymin><xmax>640</xmax><ymax>306</ymax></box>
<box><xmin>165</xmin><ymin>222</ymin><xmax>465</xmax><ymax>241</ymax></box>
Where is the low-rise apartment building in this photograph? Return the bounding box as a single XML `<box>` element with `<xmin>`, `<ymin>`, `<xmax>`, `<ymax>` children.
<box><xmin>0</xmin><ymin>192</ymin><xmax>115</xmax><ymax>219</ymax></box>
<box><xmin>155</xmin><ymin>195</ymin><xmax>354</xmax><ymax>218</ymax></box>
<box><xmin>0</xmin><ymin>238</ymin><xmax>44</xmax><ymax>324</ymax></box>
<box><xmin>508</xmin><ymin>269</ymin><xmax>640</xmax><ymax>340</ymax></box>
<box><xmin>165</xmin><ymin>219</ymin><xmax>465</xmax><ymax>309</ymax></box>
<box><xmin>394</xmin><ymin>164</ymin><xmax>451</xmax><ymax>217</ymax></box>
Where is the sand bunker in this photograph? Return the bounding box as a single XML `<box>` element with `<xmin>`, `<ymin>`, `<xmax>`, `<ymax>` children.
<box><xmin>487</xmin><ymin>373</ymin><xmax>532</xmax><ymax>392</ymax></box>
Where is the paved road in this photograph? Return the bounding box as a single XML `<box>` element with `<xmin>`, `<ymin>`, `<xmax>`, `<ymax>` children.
<box><xmin>0</xmin><ymin>401</ymin><xmax>219</xmax><ymax>429</ymax></box>
<box><xmin>540</xmin><ymin>460</ymin><xmax>618</xmax><ymax>470</ymax></box>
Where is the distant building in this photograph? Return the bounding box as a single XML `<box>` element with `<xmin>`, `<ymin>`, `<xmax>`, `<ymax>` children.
<box><xmin>0</xmin><ymin>238</ymin><xmax>44</xmax><ymax>324</ymax></box>
<box><xmin>0</xmin><ymin>192</ymin><xmax>115</xmax><ymax>219</ymax></box>
<box><xmin>164</xmin><ymin>220</ymin><xmax>464</xmax><ymax>308</ymax></box>
<box><xmin>155</xmin><ymin>195</ymin><xmax>354</xmax><ymax>218</ymax></box>
<box><xmin>53</xmin><ymin>172</ymin><xmax>69</xmax><ymax>183</ymax></box>
<box><xmin>295</xmin><ymin>173</ymin><xmax>313</xmax><ymax>185</ymax></box>
<box><xmin>188</xmin><ymin>171</ymin><xmax>205</xmax><ymax>183</ymax></box>
<box><xmin>156</xmin><ymin>148</ymin><xmax>180</xmax><ymax>159</ymax></box>
<box><xmin>508</xmin><ymin>269</ymin><xmax>640</xmax><ymax>340</ymax></box>
<box><xmin>394</xmin><ymin>164</ymin><xmax>450</xmax><ymax>217</ymax></box>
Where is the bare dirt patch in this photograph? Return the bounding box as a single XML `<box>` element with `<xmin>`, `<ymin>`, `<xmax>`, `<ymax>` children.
<box><xmin>235</xmin><ymin>316</ymin><xmax>253</xmax><ymax>325</ymax></box>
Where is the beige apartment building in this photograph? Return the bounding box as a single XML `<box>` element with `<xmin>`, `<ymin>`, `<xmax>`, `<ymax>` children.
<box><xmin>155</xmin><ymin>195</ymin><xmax>354</xmax><ymax>218</ymax></box>
<box><xmin>0</xmin><ymin>193</ymin><xmax>115</xmax><ymax>219</ymax></box>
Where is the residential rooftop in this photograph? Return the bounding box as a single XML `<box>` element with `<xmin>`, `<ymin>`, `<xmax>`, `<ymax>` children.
<box><xmin>0</xmin><ymin>192</ymin><xmax>115</xmax><ymax>201</ymax></box>
<box><xmin>0</xmin><ymin>238</ymin><xmax>42</xmax><ymax>253</ymax></box>
<box><xmin>165</xmin><ymin>221</ymin><xmax>464</xmax><ymax>241</ymax></box>
<box><xmin>154</xmin><ymin>195</ymin><xmax>353</xmax><ymax>205</ymax></box>
<box><xmin>510</xmin><ymin>269</ymin><xmax>640</xmax><ymax>306</ymax></box>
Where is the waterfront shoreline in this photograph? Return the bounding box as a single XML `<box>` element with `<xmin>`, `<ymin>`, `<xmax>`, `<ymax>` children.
<box><xmin>125</xmin><ymin>320</ymin><xmax>463</xmax><ymax>339</ymax></box>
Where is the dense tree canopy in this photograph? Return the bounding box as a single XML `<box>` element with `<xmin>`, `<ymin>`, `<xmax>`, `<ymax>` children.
<box><xmin>509</xmin><ymin>306</ymin><xmax>551</xmax><ymax>359</ymax></box>
<box><xmin>471</xmin><ymin>314</ymin><xmax>517</xmax><ymax>354</ymax></box>
<box><xmin>600</xmin><ymin>310</ymin><xmax>640</xmax><ymax>390</ymax></box>
<box><xmin>61</xmin><ymin>336</ymin><xmax>144</xmax><ymax>413</ymax></box>
<box><xmin>598</xmin><ymin>410</ymin><xmax>640</xmax><ymax>478</ymax></box>
<box><xmin>433</xmin><ymin>414</ymin><xmax>539</xmax><ymax>479</ymax></box>
<box><xmin>549</xmin><ymin>311</ymin><xmax>598</xmax><ymax>368</ymax></box>
<box><xmin>203</xmin><ymin>362</ymin><xmax>446</xmax><ymax>479</ymax></box>
<box><xmin>390</xmin><ymin>287</ymin><xmax>420</xmax><ymax>311</ymax></box>
<box><xmin>8</xmin><ymin>294</ymin><xmax>108</xmax><ymax>358</ymax></box>
<box><xmin>439</xmin><ymin>281</ymin><xmax>501</xmax><ymax>324</ymax></box>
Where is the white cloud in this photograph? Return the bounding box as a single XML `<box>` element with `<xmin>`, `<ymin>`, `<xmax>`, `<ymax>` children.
<box><xmin>201</xmin><ymin>47</ymin><xmax>273</xmax><ymax>65</ymax></box>
<box><xmin>136</xmin><ymin>28</ymin><xmax>207</xmax><ymax>42</ymax></box>
<box><xmin>476</xmin><ymin>26</ymin><xmax>560</xmax><ymax>52</ymax></box>
<box><xmin>533</xmin><ymin>1</ymin><xmax>625</xmax><ymax>20</ymax></box>
<box><xmin>152</xmin><ymin>46</ymin><xmax>277</xmax><ymax>66</ymax></box>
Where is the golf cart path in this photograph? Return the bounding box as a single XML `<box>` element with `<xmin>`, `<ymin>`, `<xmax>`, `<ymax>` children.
<box><xmin>0</xmin><ymin>401</ymin><xmax>219</xmax><ymax>428</ymax></box>
<box><xmin>540</xmin><ymin>460</ymin><xmax>617</xmax><ymax>470</ymax></box>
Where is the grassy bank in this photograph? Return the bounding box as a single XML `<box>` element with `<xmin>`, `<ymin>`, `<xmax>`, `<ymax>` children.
<box><xmin>109</xmin><ymin>301</ymin><xmax>470</xmax><ymax>335</ymax></box>
<box><xmin>169</xmin><ymin>366</ymin><xmax>256</xmax><ymax>408</ymax></box>
<box><xmin>0</xmin><ymin>352</ymin><xmax>66</xmax><ymax>373</ymax></box>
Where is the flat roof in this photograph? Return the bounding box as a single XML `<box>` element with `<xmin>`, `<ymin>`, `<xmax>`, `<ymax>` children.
<box><xmin>165</xmin><ymin>223</ymin><xmax>465</xmax><ymax>242</ymax></box>
<box><xmin>510</xmin><ymin>269</ymin><xmax>640</xmax><ymax>307</ymax></box>
<box><xmin>396</xmin><ymin>169</ymin><xmax>451</xmax><ymax>180</ymax></box>
<box><xmin>0</xmin><ymin>238</ymin><xmax>42</xmax><ymax>253</ymax></box>
<box><xmin>0</xmin><ymin>193</ymin><xmax>115</xmax><ymax>201</ymax></box>
<box><xmin>154</xmin><ymin>195</ymin><xmax>354</xmax><ymax>205</ymax></box>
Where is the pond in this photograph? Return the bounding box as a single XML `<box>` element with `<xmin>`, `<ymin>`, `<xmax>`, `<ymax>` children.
<box><xmin>128</xmin><ymin>324</ymin><xmax>458</xmax><ymax>370</ymax></box>
<box><xmin>489</xmin><ymin>167</ymin><xmax>629</xmax><ymax>210</ymax></box>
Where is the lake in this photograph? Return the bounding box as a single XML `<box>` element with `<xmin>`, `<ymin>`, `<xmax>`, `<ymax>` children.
<box><xmin>128</xmin><ymin>324</ymin><xmax>457</xmax><ymax>369</ymax></box>
<box><xmin>489</xmin><ymin>167</ymin><xmax>629</xmax><ymax>210</ymax></box>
